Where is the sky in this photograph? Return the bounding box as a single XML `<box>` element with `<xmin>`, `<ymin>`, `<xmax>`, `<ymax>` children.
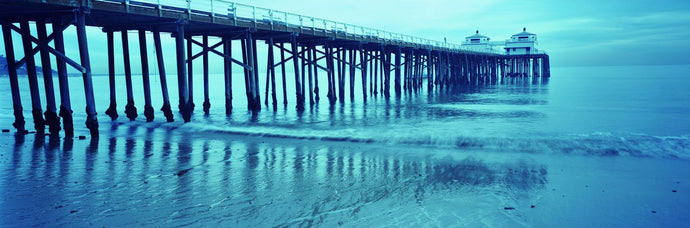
<box><xmin>1</xmin><ymin>0</ymin><xmax>690</xmax><ymax>75</ymax></box>
<box><xmin>233</xmin><ymin>0</ymin><xmax>690</xmax><ymax>67</ymax></box>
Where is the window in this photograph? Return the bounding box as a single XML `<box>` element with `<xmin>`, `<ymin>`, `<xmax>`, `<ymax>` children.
<box><xmin>471</xmin><ymin>38</ymin><xmax>480</xmax><ymax>43</ymax></box>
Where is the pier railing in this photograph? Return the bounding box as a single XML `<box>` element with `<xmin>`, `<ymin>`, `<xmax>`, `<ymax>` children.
<box><xmin>102</xmin><ymin>0</ymin><xmax>504</xmax><ymax>55</ymax></box>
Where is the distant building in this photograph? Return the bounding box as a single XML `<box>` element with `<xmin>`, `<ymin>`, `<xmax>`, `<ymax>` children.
<box><xmin>461</xmin><ymin>30</ymin><xmax>491</xmax><ymax>50</ymax></box>
<box><xmin>504</xmin><ymin>28</ymin><xmax>538</xmax><ymax>55</ymax></box>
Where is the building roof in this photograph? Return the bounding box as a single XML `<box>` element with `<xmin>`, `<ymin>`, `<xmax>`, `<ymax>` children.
<box><xmin>513</xmin><ymin>27</ymin><xmax>535</xmax><ymax>36</ymax></box>
<box><xmin>466</xmin><ymin>30</ymin><xmax>489</xmax><ymax>39</ymax></box>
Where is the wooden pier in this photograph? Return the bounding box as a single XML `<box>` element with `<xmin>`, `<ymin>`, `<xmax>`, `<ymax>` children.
<box><xmin>0</xmin><ymin>0</ymin><xmax>550</xmax><ymax>137</ymax></box>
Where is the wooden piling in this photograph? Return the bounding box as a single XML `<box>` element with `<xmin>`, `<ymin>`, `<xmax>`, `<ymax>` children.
<box><xmin>36</xmin><ymin>19</ymin><xmax>60</xmax><ymax>134</ymax></box>
<box><xmin>268</xmin><ymin>38</ymin><xmax>278</xmax><ymax>108</ymax></box>
<box><xmin>52</xmin><ymin>18</ymin><xmax>73</xmax><ymax>137</ymax></box>
<box><xmin>153</xmin><ymin>29</ymin><xmax>173</xmax><ymax>122</ymax></box>
<box><xmin>76</xmin><ymin>10</ymin><xmax>99</xmax><ymax>136</ymax></box>
<box><xmin>186</xmin><ymin>35</ymin><xmax>195</xmax><ymax>112</ymax></box>
<box><xmin>202</xmin><ymin>35</ymin><xmax>210</xmax><ymax>114</ymax></box>
<box><xmin>338</xmin><ymin>48</ymin><xmax>346</xmax><ymax>102</ymax></box>
<box><xmin>1</xmin><ymin>24</ymin><xmax>26</xmax><ymax>133</ymax></box>
<box><xmin>279</xmin><ymin>42</ymin><xmax>288</xmax><ymax>106</ymax></box>
<box><xmin>325</xmin><ymin>44</ymin><xmax>336</xmax><ymax>103</ymax></box>
<box><xmin>251</xmin><ymin>36</ymin><xmax>261</xmax><ymax>112</ymax></box>
<box><xmin>290</xmin><ymin>34</ymin><xmax>304</xmax><ymax>110</ymax></box>
<box><xmin>300</xmin><ymin>46</ymin><xmax>307</xmax><ymax>104</ymax></box>
<box><xmin>307</xmin><ymin>46</ymin><xmax>314</xmax><ymax>105</ymax></box>
<box><xmin>222</xmin><ymin>36</ymin><xmax>233</xmax><ymax>114</ymax></box>
<box><xmin>19</xmin><ymin>21</ymin><xmax>45</xmax><ymax>133</ymax></box>
<box><xmin>349</xmin><ymin>49</ymin><xmax>356</xmax><ymax>102</ymax></box>
<box><xmin>105</xmin><ymin>30</ymin><xmax>118</xmax><ymax>120</ymax></box>
<box><xmin>245</xmin><ymin>31</ymin><xmax>260</xmax><ymax>113</ymax></box>
<box><xmin>138</xmin><ymin>29</ymin><xmax>154</xmax><ymax>122</ymax></box>
<box><xmin>394</xmin><ymin>47</ymin><xmax>401</xmax><ymax>96</ymax></box>
<box><xmin>312</xmin><ymin>45</ymin><xmax>320</xmax><ymax>102</ymax></box>
<box><xmin>175</xmin><ymin>22</ymin><xmax>191</xmax><ymax>122</ymax></box>
<box><xmin>121</xmin><ymin>30</ymin><xmax>137</xmax><ymax>121</ymax></box>
<box><xmin>360</xmin><ymin>46</ymin><xmax>368</xmax><ymax>101</ymax></box>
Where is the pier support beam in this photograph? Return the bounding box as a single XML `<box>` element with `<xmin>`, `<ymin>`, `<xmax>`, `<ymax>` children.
<box><xmin>76</xmin><ymin>9</ymin><xmax>99</xmax><ymax>136</ymax></box>
<box><xmin>279</xmin><ymin>42</ymin><xmax>288</xmax><ymax>106</ymax></box>
<box><xmin>121</xmin><ymin>30</ymin><xmax>137</xmax><ymax>121</ymax></box>
<box><xmin>105</xmin><ymin>30</ymin><xmax>118</xmax><ymax>120</ymax></box>
<box><xmin>187</xmin><ymin>35</ymin><xmax>195</xmax><ymax>113</ymax></box>
<box><xmin>360</xmin><ymin>46</ymin><xmax>368</xmax><ymax>101</ymax></box>
<box><xmin>20</xmin><ymin>21</ymin><xmax>45</xmax><ymax>134</ymax></box>
<box><xmin>175</xmin><ymin>22</ymin><xmax>191</xmax><ymax>122</ymax></box>
<box><xmin>36</xmin><ymin>20</ymin><xmax>60</xmax><ymax>135</ymax></box>
<box><xmin>266</xmin><ymin>38</ymin><xmax>278</xmax><ymax>109</ymax></box>
<box><xmin>2</xmin><ymin>24</ymin><xmax>26</xmax><ymax>133</ymax></box>
<box><xmin>223</xmin><ymin>36</ymin><xmax>233</xmax><ymax>114</ymax></box>
<box><xmin>312</xmin><ymin>45</ymin><xmax>320</xmax><ymax>103</ymax></box>
<box><xmin>53</xmin><ymin>18</ymin><xmax>73</xmax><ymax>137</ymax></box>
<box><xmin>242</xmin><ymin>30</ymin><xmax>261</xmax><ymax>113</ymax></box>
<box><xmin>349</xmin><ymin>49</ymin><xmax>356</xmax><ymax>102</ymax></box>
<box><xmin>394</xmin><ymin>47</ymin><xmax>401</xmax><ymax>96</ymax></box>
<box><xmin>202</xmin><ymin>35</ymin><xmax>210</xmax><ymax>114</ymax></box>
<box><xmin>138</xmin><ymin>29</ymin><xmax>154</xmax><ymax>122</ymax></box>
<box><xmin>306</xmin><ymin>46</ymin><xmax>314</xmax><ymax>106</ymax></box>
<box><xmin>290</xmin><ymin>34</ymin><xmax>304</xmax><ymax>110</ymax></box>
<box><xmin>153</xmin><ymin>29</ymin><xmax>173</xmax><ymax>122</ymax></box>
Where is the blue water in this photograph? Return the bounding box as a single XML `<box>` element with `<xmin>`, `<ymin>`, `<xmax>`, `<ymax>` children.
<box><xmin>0</xmin><ymin>64</ymin><xmax>689</xmax><ymax>226</ymax></box>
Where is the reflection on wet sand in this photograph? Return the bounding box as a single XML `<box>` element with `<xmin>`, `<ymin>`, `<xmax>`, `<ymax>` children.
<box><xmin>0</xmin><ymin>126</ymin><xmax>547</xmax><ymax>227</ymax></box>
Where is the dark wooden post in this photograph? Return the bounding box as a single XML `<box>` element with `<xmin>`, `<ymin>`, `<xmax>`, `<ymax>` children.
<box><xmin>307</xmin><ymin>46</ymin><xmax>314</xmax><ymax>106</ymax></box>
<box><xmin>290</xmin><ymin>34</ymin><xmax>304</xmax><ymax>110</ymax></box>
<box><xmin>2</xmin><ymin>24</ymin><xmax>26</xmax><ymax>133</ymax></box>
<box><xmin>372</xmin><ymin>50</ymin><xmax>378</xmax><ymax>96</ymax></box>
<box><xmin>222</xmin><ymin>36</ymin><xmax>233</xmax><ymax>114</ymax></box>
<box><xmin>312</xmin><ymin>45</ymin><xmax>320</xmax><ymax>102</ymax></box>
<box><xmin>36</xmin><ymin>19</ymin><xmax>60</xmax><ymax>134</ymax></box>
<box><xmin>339</xmin><ymin>48</ymin><xmax>346</xmax><ymax>102</ymax></box>
<box><xmin>105</xmin><ymin>30</ymin><xmax>118</xmax><ymax>120</ymax></box>
<box><xmin>175</xmin><ymin>22</ymin><xmax>191</xmax><ymax>122</ymax></box>
<box><xmin>153</xmin><ymin>29</ymin><xmax>173</xmax><ymax>122</ymax></box>
<box><xmin>52</xmin><ymin>18</ymin><xmax>72</xmax><ymax>136</ymax></box>
<box><xmin>202</xmin><ymin>35</ymin><xmax>210</xmax><ymax>114</ymax></box>
<box><xmin>121</xmin><ymin>30</ymin><xmax>137</xmax><ymax>121</ymax></box>
<box><xmin>359</xmin><ymin>46</ymin><xmax>368</xmax><ymax>101</ymax></box>
<box><xmin>300</xmin><ymin>46</ymin><xmax>307</xmax><ymax>104</ymax></box>
<box><xmin>186</xmin><ymin>35</ymin><xmax>195</xmax><ymax>112</ymax></box>
<box><xmin>349</xmin><ymin>49</ymin><xmax>356</xmax><ymax>102</ymax></box>
<box><xmin>279</xmin><ymin>42</ymin><xmax>288</xmax><ymax>106</ymax></box>
<box><xmin>138</xmin><ymin>29</ymin><xmax>154</xmax><ymax>122</ymax></box>
<box><xmin>251</xmin><ymin>36</ymin><xmax>261</xmax><ymax>112</ymax></box>
<box><xmin>394</xmin><ymin>47</ymin><xmax>401</xmax><ymax>96</ymax></box>
<box><xmin>426</xmin><ymin>50</ymin><xmax>433</xmax><ymax>90</ymax></box>
<box><xmin>19</xmin><ymin>21</ymin><xmax>45</xmax><ymax>133</ymax></box>
<box><xmin>267</xmin><ymin>38</ymin><xmax>278</xmax><ymax>108</ymax></box>
<box><xmin>76</xmin><ymin>9</ymin><xmax>99</xmax><ymax>136</ymax></box>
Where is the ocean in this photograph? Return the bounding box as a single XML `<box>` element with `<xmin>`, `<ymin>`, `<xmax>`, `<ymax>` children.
<box><xmin>0</xmin><ymin>64</ymin><xmax>689</xmax><ymax>227</ymax></box>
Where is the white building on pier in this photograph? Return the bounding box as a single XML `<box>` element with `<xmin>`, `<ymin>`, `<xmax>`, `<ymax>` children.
<box><xmin>461</xmin><ymin>30</ymin><xmax>492</xmax><ymax>50</ymax></box>
<box><xmin>504</xmin><ymin>28</ymin><xmax>539</xmax><ymax>55</ymax></box>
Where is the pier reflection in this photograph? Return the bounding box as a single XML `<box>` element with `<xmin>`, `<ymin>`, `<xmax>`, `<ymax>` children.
<box><xmin>0</xmin><ymin>127</ymin><xmax>548</xmax><ymax>227</ymax></box>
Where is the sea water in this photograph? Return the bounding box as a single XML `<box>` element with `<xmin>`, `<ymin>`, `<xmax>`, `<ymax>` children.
<box><xmin>0</xmin><ymin>65</ymin><xmax>688</xmax><ymax>227</ymax></box>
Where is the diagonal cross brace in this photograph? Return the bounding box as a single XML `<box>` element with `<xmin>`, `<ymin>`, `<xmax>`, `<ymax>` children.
<box><xmin>187</xmin><ymin>36</ymin><xmax>252</xmax><ymax>71</ymax></box>
<box><xmin>0</xmin><ymin>19</ymin><xmax>86</xmax><ymax>73</ymax></box>
<box><xmin>13</xmin><ymin>19</ymin><xmax>73</xmax><ymax>69</ymax></box>
<box><xmin>271</xmin><ymin>43</ymin><xmax>331</xmax><ymax>72</ymax></box>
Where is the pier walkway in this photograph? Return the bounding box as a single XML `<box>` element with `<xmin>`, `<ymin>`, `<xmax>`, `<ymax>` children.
<box><xmin>0</xmin><ymin>0</ymin><xmax>550</xmax><ymax>137</ymax></box>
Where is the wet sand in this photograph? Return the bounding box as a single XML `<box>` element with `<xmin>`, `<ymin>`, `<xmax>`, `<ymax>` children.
<box><xmin>0</xmin><ymin>123</ymin><xmax>688</xmax><ymax>227</ymax></box>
